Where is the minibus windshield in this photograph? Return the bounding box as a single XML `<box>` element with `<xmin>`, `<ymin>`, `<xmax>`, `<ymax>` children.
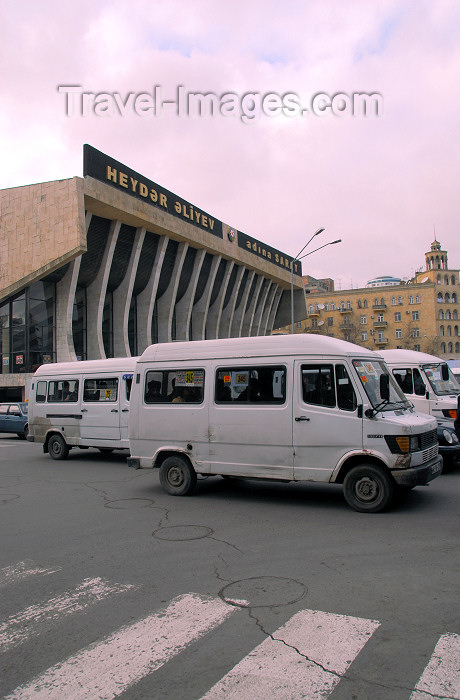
<box><xmin>353</xmin><ymin>359</ymin><xmax>410</xmax><ymax>412</ymax></box>
<box><xmin>422</xmin><ymin>364</ymin><xmax>460</xmax><ymax>396</ymax></box>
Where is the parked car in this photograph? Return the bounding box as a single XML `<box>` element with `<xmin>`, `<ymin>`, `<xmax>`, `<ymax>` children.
<box><xmin>437</xmin><ymin>420</ymin><xmax>460</xmax><ymax>471</ymax></box>
<box><xmin>0</xmin><ymin>402</ymin><xmax>29</xmax><ymax>439</ymax></box>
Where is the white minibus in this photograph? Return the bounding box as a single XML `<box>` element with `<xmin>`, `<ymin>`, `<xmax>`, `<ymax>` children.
<box><xmin>380</xmin><ymin>349</ymin><xmax>459</xmax><ymax>421</ymax></box>
<box><xmin>127</xmin><ymin>335</ymin><xmax>441</xmax><ymax>513</ymax></box>
<box><xmin>28</xmin><ymin>357</ymin><xmax>137</xmax><ymax>459</ymax></box>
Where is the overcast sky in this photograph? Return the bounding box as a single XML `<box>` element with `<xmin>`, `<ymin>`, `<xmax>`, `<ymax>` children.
<box><xmin>2</xmin><ymin>0</ymin><xmax>459</xmax><ymax>289</ymax></box>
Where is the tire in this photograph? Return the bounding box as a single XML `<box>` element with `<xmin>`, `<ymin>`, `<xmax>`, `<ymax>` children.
<box><xmin>343</xmin><ymin>464</ymin><xmax>394</xmax><ymax>513</ymax></box>
<box><xmin>48</xmin><ymin>434</ymin><xmax>69</xmax><ymax>461</ymax></box>
<box><xmin>159</xmin><ymin>455</ymin><xmax>197</xmax><ymax>496</ymax></box>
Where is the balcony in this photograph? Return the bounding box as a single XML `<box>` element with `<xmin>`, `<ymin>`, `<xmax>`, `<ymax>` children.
<box><xmin>373</xmin><ymin>337</ymin><xmax>389</xmax><ymax>345</ymax></box>
<box><xmin>339</xmin><ymin>307</ymin><xmax>352</xmax><ymax>314</ymax></box>
<box><xmin>339</xmin><ymin>321</ymin><xmax>354</xmax><ymax>330</ymax></box>
<box><xmin>372</xmin><ymin>303</ymin><xmax>387</xmax><ymax>310</ymax></box>
<box><xmin>373</xmin><ymin>320</ymin><xmax>388</xmax><ymax>327</ymax></box>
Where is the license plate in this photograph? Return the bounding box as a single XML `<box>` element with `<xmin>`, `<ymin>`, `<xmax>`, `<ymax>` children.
<box><xmin>431</xmin><ymin>462</ymin><xmax>442</xmax><ymax>473</ymax></box>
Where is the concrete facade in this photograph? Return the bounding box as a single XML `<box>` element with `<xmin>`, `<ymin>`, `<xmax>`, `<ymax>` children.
<box><xmin>0</xmin><ymin>146</ymin><xmax>307</xmax><ymax>399</ymax></box>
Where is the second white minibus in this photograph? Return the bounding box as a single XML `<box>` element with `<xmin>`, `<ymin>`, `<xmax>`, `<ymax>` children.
<box><xmin>128</xmin><ymin>335</ymin><xmax>441</xmax><ymax>512</ymax></box>
<box><xmin>28</xmin><ymin>357</ymin><xmax>137</xmax><ymax>459</ymax></box>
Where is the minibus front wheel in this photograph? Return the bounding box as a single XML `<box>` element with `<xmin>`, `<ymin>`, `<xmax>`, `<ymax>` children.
<box><xmin>48</xmin><ymin>434</ymin><xmax>70</xmax><ymax>461</ymax></box>
<box><xmin>159</xmin><ymin>455</ymin><xmax>197</xmax><ymax>496</ymax></box>
<box><xmin>343</xmin><ymin>464</ymin><xmax>393</xmax><ymax>513</ymax></box>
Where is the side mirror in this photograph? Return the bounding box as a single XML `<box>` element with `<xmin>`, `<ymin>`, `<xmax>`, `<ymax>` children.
<box><xmin>380</xmin><ymin>374</ymin><xmax>390</xmax><ymax>402</ymax></box>
<box><xmin>441</xmin><ymin>364</ymin><xmax>449</xmax><ymax>381</ymax></box>
<box><xmin>426</xmin><ymin>391</ymin><xmax>430</xmax><ymax>400</ymax></box>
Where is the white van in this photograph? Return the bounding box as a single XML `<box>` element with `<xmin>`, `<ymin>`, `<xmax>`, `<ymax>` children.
<box><xmin>127</xmin><ymin>335</ymin><xmax>441</xmax><ymax>513</ymax></box>
<box><xmin>380</xmin><ymin>349</ymin><xmax>459</xmax><ymax>421</ymax></box>
<box><xmin>28</xmin><ymin>357</ymin><xmax>137</xmax><ymax>459</ymax></box>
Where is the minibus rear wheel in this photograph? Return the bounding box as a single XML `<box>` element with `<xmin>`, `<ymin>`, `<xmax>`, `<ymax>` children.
<box><xmin>343</xmin><ymin>464</ymin><xmax>393</xmax><ymax>513</ymax></box>
<box><xmin>159</xmin><ymin>455</ymin><xmax>197</xmax><ymax>496</ymax></box>
<box><xmin>48</xmin><ymin>434</ymin><xmax>69</xmax><ymax>461</ymax></box>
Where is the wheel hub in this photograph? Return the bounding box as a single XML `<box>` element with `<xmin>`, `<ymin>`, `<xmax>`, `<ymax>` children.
<box><xmin>168</xmin><ymin>466</ymin><xmax>184</xmax><ymax>487</ymax></box>
<box><xmin>355</xmin><ymin>476</ymin><xmax>378</xmax><ymax>502</ymax></box>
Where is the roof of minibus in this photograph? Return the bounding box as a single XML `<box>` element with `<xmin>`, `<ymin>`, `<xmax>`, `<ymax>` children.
<box><xmin>380</xmin><ymin>349</ymin><xmax>445</xmax><ymax>365</ymax></box>
<box><xmin>33</xmin><ymin>357</ymin><xmax>138</xmax><ymax>376</ymax></box>
<box><xmin>138</xmin><ymin>335</ymin><xmax>381</xmax><ymax>363</ymax></box>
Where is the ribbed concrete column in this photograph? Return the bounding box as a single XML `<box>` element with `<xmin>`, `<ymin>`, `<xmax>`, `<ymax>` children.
<box><xmin>219</xmin><ymin>265</ymin><xmax>245</xmax><ymax>339</ymax></box>
<box><xmin>112</xmin><ymin>227</ymin><xmax>146</xmax><ymax>357</ymax></box>
<box><xmin>157</xmin><ymin>242</ymin><xmax>189</xmax><ymax>343</ymax></box>
<box><xmin>190</xmin><ymin>255</ymin><xmax>222</xmax><ymax>340</ymax></box>
<box><xmin>266</xmin><ymin>286</ymin><xmax>284</xmax><ymax>333</ymax></box>
<box><xmin>136</xmin><ymin>235</ymin><xmax>168</xmax><ymax>353</ymax></box>
<box><xmin>259</xmin><ymin>282</ymin><xmax>277</xmax><ymax>336</ymax></box>
<box><xmin>230</xmin><ymin>269</ymin><xmax>255</xmax><ymax>337</ymax></box>
<box><xmin>207</xmin><ymin>261</ymin><xmax>234</xmax><ymax>339</ymax></box>
<box><xmin>86</xmin><ymin>219</ymin><xmax>121</xmax><ymax>359</ymax></box>
<box><xmin>250</xmin><ymin>278</ymin><xmax>270</xmax><ymax>336</ymax></box>
<box><xmin>54</xmin><ymin>212</ymin><xmax>92</xmax><ymax>361</ymax></box>
<box><xmin>174</xmin><ymin>248</ymin><xmax>206</xmax><ymax>341</ymax></box>
<box><xmin>241</xmin><ymin>274</ymin><xmax>263</xmax><ymax>337</ymax></box>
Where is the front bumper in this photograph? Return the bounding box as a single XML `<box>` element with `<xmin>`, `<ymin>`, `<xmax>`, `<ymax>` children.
<box><xmin>391</xmin><ymin>455</ymin><xmax>443</xmax><ymax>487</ymax></box>
<box><xmin>438</xmin><ymin>444</ymin><xmax>460</xmax><ymax>465</ymax></box>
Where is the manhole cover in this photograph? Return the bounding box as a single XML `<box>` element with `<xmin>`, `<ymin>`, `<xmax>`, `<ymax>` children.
<box><xmin>220</xmin><ymin>576</ymin><xmax>306</xmax><ymax>608</ymax></box>
<box><xmin>105</xmin><ymin>498</ymin><xmax>155</xmax><ymax>509</ymax></box>
<box><xmin>153</xmin><ymin>525</ymin><xmax>213</xmax><ymax>541</ymax></box>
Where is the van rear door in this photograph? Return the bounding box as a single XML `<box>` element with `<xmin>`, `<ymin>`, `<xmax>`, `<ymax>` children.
<box><xmin>293</xmin><ymin>360</ymin><xmax>363</xmax><ymax>481</ymax></box>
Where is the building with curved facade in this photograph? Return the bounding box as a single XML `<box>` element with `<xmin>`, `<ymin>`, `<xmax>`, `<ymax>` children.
<box><xmin>0</xmin><ymin>146</ymin><xmax>307</xmax><ymax>400</ymax></box>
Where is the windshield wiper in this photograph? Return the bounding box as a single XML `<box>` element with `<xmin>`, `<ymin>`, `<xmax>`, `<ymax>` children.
<box><xmin>365</xmin><ymin>398</ymin><xmax>390</xmax><ymax>418</ymax></box>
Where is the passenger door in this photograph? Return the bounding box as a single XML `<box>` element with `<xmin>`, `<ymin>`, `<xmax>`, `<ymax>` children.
<box><xmin>293</xmin><ymin>361</ymin><xmax>363</xmax><ymax>481</ymax></box>
<box><xmin>208</xmin><ymin>364</ymin><xmax>293</xmax><ymax>479</ymax></box>
<box><xmin>80</xmin><ymin>376</ymin><xmax>121</xmax><ymax>442</ymax></box>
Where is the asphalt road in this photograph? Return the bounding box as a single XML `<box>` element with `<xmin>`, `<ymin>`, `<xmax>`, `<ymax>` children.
<box><xmin>0</xmin><ymin>435</ymin><xmax>459</xmax><ymax>699</ymax></box>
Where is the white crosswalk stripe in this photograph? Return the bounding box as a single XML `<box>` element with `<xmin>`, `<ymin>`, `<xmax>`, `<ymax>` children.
<box><xmin>0</xmin><ymin>576</ymin><xmax>135</xmax><ymax>651</ymax></box>
<box><xmin>5</xmin><ymin>593</ymin><xmax>236</xmax><ymax>700</ymax></box>
<box><xmin>410</xmin><ymin>632</ymin><xmax>460</xmax><ymax>700</ymax></box>
<box><xmin>0</xmin><ymin>561</ymin><xmax>60</xmax><ymax>590</ymax></box>
<box><xmin>200</xmin><ymin>608</ymin><xmax>380</xmax><ymax>699</ymax></box>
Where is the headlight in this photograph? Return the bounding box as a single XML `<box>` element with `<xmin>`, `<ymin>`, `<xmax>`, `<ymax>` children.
<box><xmin>441</xmin><ymin>429</ymin><xmax>458</xmax><ymax>444</ymax></box>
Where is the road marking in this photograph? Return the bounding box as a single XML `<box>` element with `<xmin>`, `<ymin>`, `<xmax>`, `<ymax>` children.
<box><xmin>5</xmin><ymin>592</ymin><xmax>236</xmax><ymax>700</ymax></box>
<box><xmin>410</xmin><ymin>632</ymin><xmax>460</xmax><ymax>699</ymax></box>
<box><xmin>0</xmin><ymin>561</ymin><xmax>60</xmax><ymax>590</ymax></box>
<box><xmin>0</xmin><ymin>577</ymin><xmax>134</xmax><ymax>651</ymax></box>
<box><xmin>200</xmin><ymin>608</ymin><xmax>380</xmax><ymax>699</ymax></box>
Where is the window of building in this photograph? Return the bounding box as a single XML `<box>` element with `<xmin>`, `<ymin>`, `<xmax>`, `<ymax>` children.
<box><xmin>446</xmin><ymin>310</ymin><xmax>452</xmax><ymax>320</ymax></box>
<box><xmin>377</xmin><ymin>313</ymin><xmax>384</xmax><ymax>322</ymax></box>
<box><xmin>451</xmin><ymin>275</ymin><xmax>456</xmax><ymax>285</ymax></box>
<box><xmin>409</xmin><ymin>295</ymin><xmax>414</xmax><ymax>304</ymax></box>
<box><xmin>361</xmin><ymin>331</ymin><xmax>367</xmax><ymax>341</ymax></box>
<box><xmin>448</xmin><ymin>342</ymin><xmax>453</xmax><ymax>353</ymax></box>
<box><xmin>363</xmin><ymin>299</ymin><xmax>368</xmax><ymax>308</ymax></box>
<box><xmin>437</xmin><ymin>274</ymin><xmax>442</xmax><ymax>284</ymax></box>
<box><xmin>440</xmin><ymin>325</ymin><xmax>445</xmax><ymax>336</ymax></box>
<box><xmin>311</xmin><ymin>318</ymin><xmax>318</xmax><ymax>328</ymax></box>
<box><xmin>360</xmin><ymin>315</ymin><xmax>367</xmax><ymax>325</ymax></box>
<box><xmin>394</xmin><ymin>312</ymin><xmax>402</xmax><ymax>322</ymax></box>
<box><xmin>357</xmin><ymin>300</ymin><xmax>362</xmax><ymax>308</ymax></box>
<box><xmin>414</xmin><ymin>344</ymin><xmax>421</xmax><ymax>352</ymax></box>
<box><xmin>447</xmin><ymin>326</ymin><xmax>452</xmax><ymax>336</ymax></box>
<box><xmin>215</xmin><ymin>367</ymin><xmax>284</xmax><ymax>404</ymax></box>
<box><xmin>398</xmin><ymin>296</ymin><xmax>403</xmax><ymax>304</ymax></box>
<box><xmin>412</xmin><ymin>328</ymin><xmax>420</xmax><ymax>338</ymax></box>
<box><xmin>391</xmin><ymin>297</ymin><xmax>396</xmax><ymax>305</ymax></box>
<box><xmin>441</xmin><ymin>342</ymin><xmax>446</xmax><ymax>353</ymax></box>
<box><xmin>415</xmin><ymin>295</ymin><xmax>420</xmax><ymax>303</ymax></box>
<box><xmin>378</xmin><ymin>330</ymin><xmax>385</xmax><ymax>342</ymax></box>
<box><xmin>452</xmin><ymin>293</ymin><xmax>458</xmax><ymax>303</ymax></box>
<box><xmin>412</xmin><ymin>310</ymin><xmax>419</xmax><ymax>321</ymax></box>
<box><xmin>439</xmin><ymin>310</ymin><xmax>444</xmax><ymax>319</ymax></box>
<box><xmin>330</xmin><ymin>302</ymin><xmax>335</xmax><ymax>310</ymax></box>
<box><xmin>346</xmin><ymin>300</ymin><xmax>351</xmax><ymax>309</ymax></box>
<box><xmin>445</xmin><ymin>293</ymin><xmax>451</xmax><ymax>303</ymax></box>
<box><xmin>437</xmin><ymin>292</ymin><xmax>443</xmax><ymax>303</ymax></box>
<box><xmin>395</xmin><ymin>329</ymin><xmax>402</xmax><ymax>338</ymax></box>
<box><xmin>145</xmin><ymin>369</ymin><xmax>205</xmax><ymax>403</ymax></box>
<box><xmin>327</xmin><ymin>317</ymin><xmax>334</xmax><ymax>327</ymax></box>
<box><xmin>444</xmin><ymin>275</ymin><xmax>449</xmax><ymax>285</ymax></box>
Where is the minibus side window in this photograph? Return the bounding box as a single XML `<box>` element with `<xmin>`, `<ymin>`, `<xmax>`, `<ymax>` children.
<box><xmin>47</xmin><ymin>380</ymin><xmax>79</xmax><ymax>402</ymax></box>
<box><xmin>83</xmin><ymin>378</ymin><xmax>118</xmax><ymax>402</ymax></box>
<box><xmin>336</xmin><ymin>365</ymin><xmax>357</xmax><ymax>411</ymax></box>
<box><xmin>215</xmin><ymin>366</ymin><xmax>286</xmax><ymax>403</ymax></box>
<box><xmin>301</xmin><ymin>365</ymin><xmax>335</xmax><ymax>407</ymax></box>
<box><xmin>36</xmin><ymin>381</ymin><xmax>47</xmax><ymax>403</ymax></box>
<box><xmin>145</xmin><ymin>370</ymin><xmax>204</xmax><ymax>404</ymax></box>
<box><xmin>392</xmin><ymin>368</ymin><xmax>414</xmax><ymax>394</ymax></box>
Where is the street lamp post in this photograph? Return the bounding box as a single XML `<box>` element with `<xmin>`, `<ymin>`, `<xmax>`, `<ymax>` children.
<box><xmin>290</xmin><ymin>231</ymin><xmax>341</xmax><ymax>334</ymax></box>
